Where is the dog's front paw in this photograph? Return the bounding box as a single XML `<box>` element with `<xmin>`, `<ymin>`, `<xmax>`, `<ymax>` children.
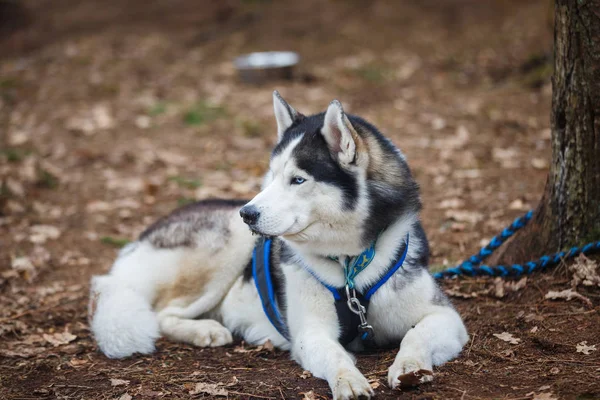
<box><xmin>387</xmin><ymin>357</ymin><xmax>433</xmax><ymax>390</ymax></box>
<box><xmin>191</xmin><ymin>321</ymin><xmax>233</xmax><ymax>347</ymax></box>
<box><xmin>333</xmin><ymin>368</ymin><xmax>373</xmax><ymax>400</ymax></box>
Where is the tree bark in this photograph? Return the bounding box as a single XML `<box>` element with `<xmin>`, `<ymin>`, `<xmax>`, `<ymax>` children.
<box><xmin>493</xmin><ymin>0</ymin><xmax>600</xmax><ymax>264</ymax></box>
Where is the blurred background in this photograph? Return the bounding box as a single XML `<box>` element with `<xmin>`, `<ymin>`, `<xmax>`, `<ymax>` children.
<box><xmin>0</xmin><ymin>0</ymin><xmax>554</xmax><ymax>264</ymax></box>
<box><xmin>2</xmin><ymin>2</ymin><xmax>577</xmax><ymax>399</ymax></box>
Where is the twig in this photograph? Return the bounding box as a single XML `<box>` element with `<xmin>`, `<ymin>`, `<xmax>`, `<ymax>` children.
<box><xmin>50</xmin><ymin>384</ymin><xmax>94</xmax><ymax>389</ymax></box>
<box><xmin>541</xmin><ymin>309</ymin><xmax>597</xmax><ymax>317</ymax></box>
<box><xmin>125</xmin><ymin>360</ymin><xmax>145</xmax><ymax>369</ymax></box>
<box><xmin>278</xmin><ymin>386</ymin><xmax>286</xmax><ymax>400</ymax></box>
<box><xmin>466</xmin><ymin>332</ymin><xmax>477</xmax><ymax>357</ymax></box>
<box><xmin>228</xmin><ymin>391</ymin><xmax>276</xmax><ymax>399</ymax></box>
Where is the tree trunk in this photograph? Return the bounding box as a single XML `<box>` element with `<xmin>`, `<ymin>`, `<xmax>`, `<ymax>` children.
<box><xmin>493</xmin><ymin>0</ymin><xmax>600</xmax><ymax>264</ymax></box>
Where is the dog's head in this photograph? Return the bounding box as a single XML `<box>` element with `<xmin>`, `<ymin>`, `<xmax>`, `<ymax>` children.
<box><xmin>240</xmin><ymin>91</ymin><xmax>420</xmax><ymax>254</ymax></box>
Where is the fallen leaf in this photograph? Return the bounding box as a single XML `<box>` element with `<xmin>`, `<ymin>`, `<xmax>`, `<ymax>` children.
<box><xmin>569</xmin><ymin>254</ymin><xmax>600</xmax><ymax>288</ymax></box>
<box><xmin>500</xmin><ymin>349</ymin><xmax>515</xmax><ymax>357</ymax></box>
<box><xmin>262</xmin><ymin>339</ymin><xmax>274</xmax><ymax>352</ymax></box>
<box><xmin>11</xmin><ymin>256</ymin><xmax>36</xmax><ymax>282</ymax></box>
<box><xmin>369</xmin><ymin>379</ymin><xmax>381</xmax><ymax>389</ymax></box>
<box><xmin>110</xmin><ymin>378</ymin><xmax>130</xmax><ymax>387</ymax></box>
<box><xmin>233</xmin><ymin>340</ymin><xmax>274</xmax><ymax>354</ymax></box>
<box><xmin>445</xmin><ymin>287</ymin><xmax>479</xmax><ymax>299</ymax></box>
<box><xmin>506</xmin><ymin>277</ymin><xmax>528</xmax><ymax>292</ymax></box>
<box><xmin>492</xmin><ymin>277</ymin><xmax>505</xmax><ymax>298</ymax></box>
<box><xmin>545</xmin><ymin>289</ymin><xmax>592</xmax><ymax>307</ymax></box>
<box><xmin>189</xmin><ymin>382</ymin><xmax>228</xmax><ymax>396</ymax></box>
<box><xmin>445</xmin><ymin>209</ymin><xmax>483</xmax><ymax>224</ymax></box>
<box><xmin>43</xmin><ymin>331</ymin><xmax>77</xmax><ymax>347</ymax></box>
<box><xmin>118</xmin><ymin>394</ymin><xmax>132</xmax><ymax>400</ymax></box>
<box><xmin>29</xmin><ymin>225</ymin><xmax>61</xmax><ymax>244</ymax></box>
<box><xmin>509</xmin><ymin>198</ymin><xmax>530</xmax><ymax>211</ymax></box>
<box><xmin>226</xmin><ymin>376</ymin><xmax>239</xmax><ymax>387</ymax></box>
<box><xmin>300</xmin><ymin>370</ymin><xmax>312</xmax><ymax>379</ymax></box>
<box><xmin>493</xmin><ymin>332</ymin><xmax>521</xmax><ymax>345</ymax></box>
<box><xmin>576</xmin><ymin>341</ymin><xmax>597</xmax><ymax>355</ymax></box>
<box><xmin>300</xmin><ymin>390</ymin><xmax>318</xmax><ymax>400</ymax></box>
<box><xmin>538</xmin><ymin>385</ymin><xmax>551</xmax><ymax>391</ymax></box>
<box><xmin>531</xmin><ymin>157</ymin><xmax>548</xmax><ymax>170</ymax></box>
<box><xmin>437</xmin><ymin>198</ymin><xmax>465</xmax><ymax>209</ymax></box>
<box><xmin>530</xmin><ymin>326</ymin><xmax>539</xmax><ymax>333</ymax></box>
<box><xmin>69</xmin><ymin>358</ymin><xmax>88</xmax><ymax>367</ymax></box>
<box><xmin>492</xmin><ymin>147</ymin><xmax>520</xmax><ymax>168</ymax></box>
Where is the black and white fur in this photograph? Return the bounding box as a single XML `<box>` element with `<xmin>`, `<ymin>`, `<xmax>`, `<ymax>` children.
<box><xmin>89</xmin><ymin>92</ymin><xmax>468</xmax><ymax>399</ymax></box>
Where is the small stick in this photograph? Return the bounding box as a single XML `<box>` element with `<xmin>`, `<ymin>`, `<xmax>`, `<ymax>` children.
<box><xmin>228</xmin><ymin>391</ymin><xmax>276</xmax><ymax>399</ymax></box>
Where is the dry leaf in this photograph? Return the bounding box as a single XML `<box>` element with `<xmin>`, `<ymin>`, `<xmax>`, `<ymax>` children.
<box><xmin>369</xmin><ymin>379</ymin><xmax>381</xmax><ymax>389</ymax></box>
<box><xmin>500</xmin><ymin>349</ymin><xmax>515</xmax><ymax>357</ymax></box>
<box><xmin>569</xmin><ymin>254</ymin><xmax>600</xmax><ymax>287</ymax></box>
<box><xmin>576</xmin><ymin>341</ymin><xmax>597</xmax><ymax>355</ymax></box>
<box><xmin>43</xmin><ymin>331</ymin><xmax>77</xmax><ymax>347</ymax></box>
<box><xmin>69</xmin><ymin>358</ymin><xmax>88</xmax><ymax>367</ymax></box>
<box><xmin>509</xmin><ymin>198</ymin><xmax>530</xmax><ymax>211</ymax></box>
<box><xmin>226</xmin><ymin>376</ymin><xmax>239</xmax><ymax>387</ymax></box>
<box><xmin>233</xmin><ymin>340</ymin><xmax>274</xmax><ymax>353</ymax></box>
<box><xmin>530</xmin><ymin>326</ymin><xmax>539</xmax><ymax>333</ymax></box>
<box><xmin>300</xmin><ymin>370</ymin><xmax>312</xmax><ymax>379</ymax></box>
<box><xmin>493</xmin><ymin>332</ymin><xmax>521</xmax><ymax>345</ymax></box>
<box><xmin>506</xmin><ymin>277</ymin><xmax>528</xmax><ymax>292</ymax></box>
<box><xmin>29</xmin><ymin>225</ymin><xmax>61</xmax><ymax>244</ymax></box>
<box><xmin>444</xmin><ymin>209</ymin><xmax>483</xmax><ymax>224</ymax></box>
<box><xmin>262</xmin><ymin>339</ymin><xmax>274</xmax><ymax>352</ymax></box>
<box><xmin>445</xmin><ymin>287</ymin><xmax>479</xmax><ymax>299</ymax></box>
<box><xmin>118</xmin><ymin>394</ymin><xmax>132</xmax><ymax>400</ymax></box>
<box><xmin>301</xmin><ymin>390</ymin><xmax>318</xmax><ymax>400</ymax></box>
<box><xmin>545</xmin><ymin>289</ymin><xmax>592</xmax><ymax>307</ymax></box>
<box><xmin>531</xmin><ymin>157</ymin><xmax>548</xmax><ymax>170</ymax></box>
<box><xmin>189</xmin><ymin>382</ymin><xmax>228</xmax><ymax>396</ymax></box>
<box><xmin>492</xmin><ymin>277</ymin><xmax>505</xmax><ymax>298</ymax></box>
<box><xmin>11</xmin><ymin>256</ymin><xmax>36</xmax><ymax>282</ymax></box>
<box><xmin>110</xmin><ymin>378</ymin><xmax>130</xmax><ymax>387</ymax></box>
<box><xmin>437</xmin><ymin>198</ymin><xmax>465</xmax><ymax>209</ymax></box>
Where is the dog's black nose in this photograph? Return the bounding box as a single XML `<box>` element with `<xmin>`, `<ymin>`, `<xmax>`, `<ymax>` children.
<box><xmin>240</xmin><ymin>205</ymin><xmax>260</xmax><ymax>226</ymax></box>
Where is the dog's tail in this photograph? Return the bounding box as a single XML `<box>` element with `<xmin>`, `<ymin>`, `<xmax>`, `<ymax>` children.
<box><xmin>89</xmin><ymin>253</ymin><xmax>160</xmax><ymax>358</ymax></box>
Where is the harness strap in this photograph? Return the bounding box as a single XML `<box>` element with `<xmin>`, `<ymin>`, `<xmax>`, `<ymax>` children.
<box><xmin>305</xmin><ymin>233</ymin><xmax>410</xmax><ymax>301</ymax></box>
<box><xmin>252</xmin><ymin>234</ymin><xmax>410</xmax><ymax>346</ymax></box>
<box><xmin>252</xmin><ymin>238</ymin><xmax>290</xmax><ymax>340</ymax></box>
<box><xmin>364</xmin><ymin>233</ymin><xmax>409</xmax><ymax>300</ymax></box>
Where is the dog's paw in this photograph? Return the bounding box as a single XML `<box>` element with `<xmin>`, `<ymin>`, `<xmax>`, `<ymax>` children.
<box><xmin>191</xmin><ymin>321</ymin><xmax>233</xmax><ymax>348</ymax></box>
<box><xmin>387</xmin><ymin>357</ymin><xmax>433</xmax><ymax>390</ymax></box>
<box><xmin>333</xmin><ymin>368</ymin><xmax>373</xmax><ymax>400</ymax></box>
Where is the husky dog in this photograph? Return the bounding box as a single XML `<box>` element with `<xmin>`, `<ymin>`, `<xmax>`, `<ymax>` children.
<box><xmin>89</xmin><ymin>92</ymin><xmax>468</xmax><ymax>399</ymax></box>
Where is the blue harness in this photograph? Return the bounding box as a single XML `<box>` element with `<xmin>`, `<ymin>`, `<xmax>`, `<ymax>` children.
<box><xmin>252</xmin><ymin>235</ymin><xmax>410</xmax><ymax>345</ymax></box>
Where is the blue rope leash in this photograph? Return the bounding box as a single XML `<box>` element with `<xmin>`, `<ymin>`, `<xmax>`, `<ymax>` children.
<box><xmin>433</xmin><ymin>210</ymin><xmax>600</xmax><ymax>280</ymax></box>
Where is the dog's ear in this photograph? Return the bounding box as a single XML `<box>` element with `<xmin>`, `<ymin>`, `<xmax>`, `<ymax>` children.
<box><xmin>322</xmin><ymin>100</ymin><xmax>362</xmax><ymax>166</ymax></box>
<box><xmin>273</xmin><ymin>90</ymin><xmax>302</xmax><ymax>141</ymax></box>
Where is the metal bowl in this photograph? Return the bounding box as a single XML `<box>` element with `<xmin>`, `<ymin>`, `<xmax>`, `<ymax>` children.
<box><xmin>234</xmin><ymin>51</ymin><xmax>299</xmax><ymax>84</ymax></box>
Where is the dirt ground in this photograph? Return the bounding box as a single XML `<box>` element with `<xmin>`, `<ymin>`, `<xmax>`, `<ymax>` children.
<box><xmin>1</xmin><ymin>1</ymin><xmax>599</xmax><ymax>399</ymax></box>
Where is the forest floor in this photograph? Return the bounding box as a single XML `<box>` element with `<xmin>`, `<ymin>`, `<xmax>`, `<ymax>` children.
<box><xmin>0</xmin><ymin>1</ymin><xmax>599</xmax><ymax>399</ymax></box>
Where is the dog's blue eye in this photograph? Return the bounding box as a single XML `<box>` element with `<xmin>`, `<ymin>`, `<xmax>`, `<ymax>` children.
<box><xmin>291</xmin><ymin>176</ymin><xmax>306</xmax><ymax>185</ymax></box>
